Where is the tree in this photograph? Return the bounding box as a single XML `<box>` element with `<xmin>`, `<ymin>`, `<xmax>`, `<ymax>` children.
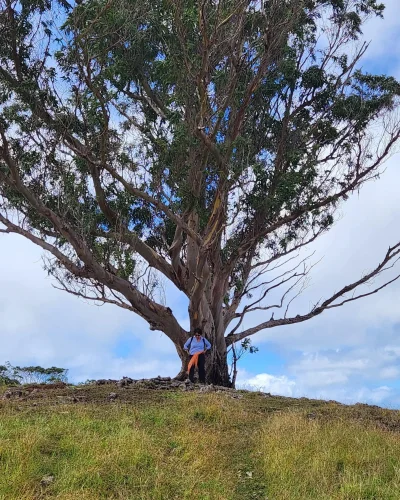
<box><xmin>1</xmin><ymin>0</ymin><xmax>400</xmax><ymax>386</ymax></box>
<box><xmin>0</xmin><ymin>362</ymin><xmax>21</xmax><ymax>385</ymax></box>
<box><xmin>0</xmin><ymin>362</ymin><xmax>68</xmax><ymax>385</ymax></box>
<box><xmin>228</xmin><ymin>338</ymin><xmax>259</xmax><ymax>389</ymax></box>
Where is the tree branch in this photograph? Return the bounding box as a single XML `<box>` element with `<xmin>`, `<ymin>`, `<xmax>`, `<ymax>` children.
<box><xmin>226</xmin><ymin>242</ymin><xmax>400</xmax><ymax>345</ymax></box>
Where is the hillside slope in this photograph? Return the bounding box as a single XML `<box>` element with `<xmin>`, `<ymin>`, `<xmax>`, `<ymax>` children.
<box><xmin>1</xmin><ymin>381</ymin><xmax>400</xmax><ymax>499</ymax></box>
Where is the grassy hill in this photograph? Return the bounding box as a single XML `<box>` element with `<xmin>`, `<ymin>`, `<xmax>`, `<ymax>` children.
<box><xmin>1</xmin><ymin>382</ymin><xmax>400</xmax><ymax>499</ymax></box>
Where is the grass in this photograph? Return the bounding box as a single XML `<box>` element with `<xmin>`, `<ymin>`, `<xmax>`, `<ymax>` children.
<box><xmin>0</xmin><ymin>384</ymin><xmax>400</xmax><ymax>499</ymax></box>
<box><xmin>261</xmin><ymin>411</ymin><xmax>400</xmax><ymax>499</ymax></box>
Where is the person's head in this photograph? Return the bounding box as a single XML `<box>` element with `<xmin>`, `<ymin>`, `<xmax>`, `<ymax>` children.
<box><xmin>193</xmin><ymin>327</ymin><xmax>202</xmax><ymax>339</ymax></box>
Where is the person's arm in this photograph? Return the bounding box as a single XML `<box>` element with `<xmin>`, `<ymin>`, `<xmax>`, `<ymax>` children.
<box><xmin>183</xmin><ymin>338</ymin><xmax>190</xmax><ymax>352</ymax></box>
<box><xmin>204</xmin><ymin>338</ymin><xmax>212</xmax><ymax>351</ymax></box>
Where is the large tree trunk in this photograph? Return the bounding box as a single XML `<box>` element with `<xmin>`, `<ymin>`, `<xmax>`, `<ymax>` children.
<box><xmin>174</xmin><ymin>244</ymin><xmax>232</xmax><ymax>385</ymax></box>
<box><xmin>205</xmin><ymin>347</ymin><xmax>230</xmax><ymax>386</ymax></box>
<box><xmin>174</xmin><ymin>301</ymin><xmax>231</xmax><ymax>386</ymax></box>
<box><xmin>174</xmin><ymin>342</ymin><xmax>231</xmax><ymax>386</ymax></box>
<box><xmin>206</xmin><ymin>306</ymin><xmax>231</xmax><ymax>386</ymax></box>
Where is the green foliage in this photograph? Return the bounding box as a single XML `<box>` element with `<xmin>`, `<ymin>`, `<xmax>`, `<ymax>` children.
<box><xmin>1</xmin><ymin>1</ymin><xmax>396</xmax><ymax>251</ymax></box>
<box><xmin>0</xmin><ymin>362</ymin><xmax>68</xmax><ymax>386</ymax></box>
<box><xmin>240</xmin><ymin>338</ymin><xmax>259</xmax><ymax>355</ymax></box>
<box><xmin>0</xmin><ymin>362</ymin><xmax>21</xmax><ymax>386</ymax></box>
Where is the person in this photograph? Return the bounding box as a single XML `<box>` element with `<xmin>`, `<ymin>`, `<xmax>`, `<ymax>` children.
<box><xmin>183</xmin><ymin>327</ymin><xmax>212</xmax><ymax>383</ymax></box>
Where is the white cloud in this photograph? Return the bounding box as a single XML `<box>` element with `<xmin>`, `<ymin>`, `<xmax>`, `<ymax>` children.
<box><xmin>241</xmin><ymin>152</ymin><xmax>400</xmax><ymax>355</ymax></box>
<box><xmin>380</xmin><ymin>366</ymin><xmax>399</xmax><ymax>379</ymax></box>
<box><xmin>0</xmin><ymin>234</ymin><xmax>181</xmax><ymax>380</ymax></box>
<box><xmin>237</xmin><ymin>371</ymin><xmax>296</xmax><ymax>397</ymax></box>
<box><xmin>296</xmin><ymin>370</ymin><xmax>349</xmax><ymax>388</ymax></box>
<box><xmin>343</xmin><ymin>386</ymin><xmax>392</xmax><ymax>406</ymax></box>
<box><xmin>361</xmin><ymin>0</ymin><xmax>400</xmax><ymax>69</ymax></box>
<box><xmin>286</xmin><ymin>345</ymin><xmax>400</xmax><ymax>392</ymax></box>
<box><xmin>237</xmin><ymin>368</ymin><xmax>395</xmax><ymax>406</ymax></box>
<box><xmin>67</xmin><ymin>353</ymin><xmax>179</xmax><ymax>383</ymax></box>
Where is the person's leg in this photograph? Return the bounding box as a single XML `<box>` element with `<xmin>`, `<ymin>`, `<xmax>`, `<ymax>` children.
<box><xmin>188</xmin><ymin>356</ymin><xmax>195</xmax><ymax>382</ymax></box>
<box><xmin>198</xmin><ymin>353</ymin><xmax>206</xmax><ymax>383</ymax></box>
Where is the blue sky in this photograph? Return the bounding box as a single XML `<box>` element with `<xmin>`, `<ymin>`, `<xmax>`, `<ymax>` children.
<box><xmin>1</xmin><ymin>1</ymin><xmax>400</xmax><ymax>407</ymax></box>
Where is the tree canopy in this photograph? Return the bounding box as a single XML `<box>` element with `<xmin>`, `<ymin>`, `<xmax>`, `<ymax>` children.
<box><xmin>1</xmin><ymin>0</ymin><xmax>399</xmax><ymax>385</ymax></box>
